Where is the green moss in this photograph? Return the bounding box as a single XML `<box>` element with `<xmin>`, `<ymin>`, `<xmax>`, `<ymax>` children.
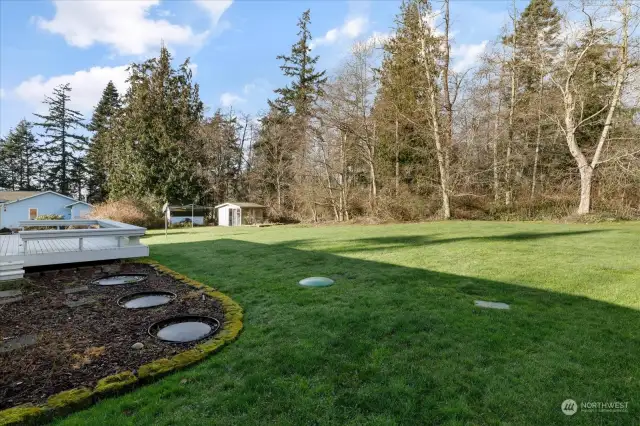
<box><xmin>171</xmin><ymin>349</ymin><xmax>206</xmax><ymax>369</ymax></box>
<box><xmin>138</xmin><ymin>358</ymin><xmax>175</xmax><ymax>380</ymax></box>
<box><xmin>0</xmin><ymin>404</ymin><xmax>43</xmax><ymax>425</ymax></box>
<box><xmin>47</xmin><ymin>388</ymin><xmax>93</xmax><ymax>410</ymax></box>
<box><xmin>94</xmin><ymin>371</ymin><xmax>137</xmax><ymax>396</ymax></box>
<box><xmin>196</xmin><ymin>338</ymin><xmax>225</xmax><ymax>354</ymax></box>
<box><xmin>46</xmin><ymin>388</ymin><xmax>93</xmax><ymax>414</ymax></box>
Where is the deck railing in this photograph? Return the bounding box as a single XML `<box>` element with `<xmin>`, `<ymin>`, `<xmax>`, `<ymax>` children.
<box><xmin>18</xmin><ymin>219</ymin><xmax>146</xmax><ymax>253</ymax></box>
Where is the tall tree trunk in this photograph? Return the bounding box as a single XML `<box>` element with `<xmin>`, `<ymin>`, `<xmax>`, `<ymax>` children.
<box><xmin>504</xmin><ymin>1</ymin><xmax>518</xmax><ymax>207</ymax></box>
<box><xmin>394</xmin><ymin>112</ymin><xmax>399</xmax><ymax>196</ymax></box>
<box><xmin>418</xmin><ymin>9</ymin><xmax>450</xmax><ymax>219</ymax></box>
<box><xmin>531</xmin><ymin>73</ymin><xmax>544</xmax><ymax>199</ymax></box>
<box><xmin>492</xmin><ymin>92</ymin><xmax>502</xmax><ymax>203</ymax></box>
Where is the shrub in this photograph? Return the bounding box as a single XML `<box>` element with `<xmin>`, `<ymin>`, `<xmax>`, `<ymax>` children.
<box><xmin>89</xmin><ymin>198</ymin><xmax>163</xmax><ymax>228</ymax></box>
<box><xmin>24</xmin><ymin>214</ymin><xmax>67</xmax><ymax>230</ymax></box>
<box><xmin>35</xmin><ymin>214</ymin><xmax>64</xmax><ymax>221</ymax></box>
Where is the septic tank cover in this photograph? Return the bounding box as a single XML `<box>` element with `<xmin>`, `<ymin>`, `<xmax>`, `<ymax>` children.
<box><xmin>299</xmin><ymin>277</ymin><xmax>334</xmax><ymax>287</ymax></box>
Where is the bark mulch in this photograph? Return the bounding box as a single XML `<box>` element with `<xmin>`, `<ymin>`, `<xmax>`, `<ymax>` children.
<box><xmin>0</xmin><ymin>262</ymin><xmax>224</xmax><ymax>409</ymax></box>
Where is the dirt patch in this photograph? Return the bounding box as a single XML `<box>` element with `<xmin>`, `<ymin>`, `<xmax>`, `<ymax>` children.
<box><xmin>0</xmin><ymin>263</ymin><xmax>224</xmax><ymax>409</ymax></box>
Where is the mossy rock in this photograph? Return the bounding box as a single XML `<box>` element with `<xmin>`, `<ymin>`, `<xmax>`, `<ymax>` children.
<box><xmin>46</xmin><ymin>388</ymin><xmax>93</xmax><ymax>414</ymax></box>
<box><xmin>138</xmin><ymin>358</ymin><xmax>175</xmax><ymax>380</ymax></box>
<box><xmin>94</xmin><ymin>371</ymin><xmax>137</xmax><ymax>396</ymax></box>
<box><xmin>0</xmin><ymin>404</ymin><xmax>43</xmax><ymax>426</ymax></box>
<box><xmin>171</xmin><ymin>349</ymin><xmax>206</xmax><ymax>369</ymax></box>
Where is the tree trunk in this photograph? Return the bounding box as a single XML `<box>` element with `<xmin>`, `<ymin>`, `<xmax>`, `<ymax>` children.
<box><xmin>492</xmin><ymin>96</ymin><xmax>501</xmax><ymax>203</ymax></box>
<box><xmin>418</xmin><ymin>17</ymin><xmax>450</xmax><ymax>219</ymax></box>
<box><xmin>394</xmin><ymin>113</ymin><xmax>399</xmax><ymax>196</ymax></box>
<box><xmin>531</xmin><ymin>74</ymin><xmax>544</xmax><ymax>200</ymax></box>
<box><xmin>578</xmin><ymin>166</ymin><xmax>593</xmax><ymax>214</ymax></box>
<box><xmin>504</xmin><ymin>2</ymin><xmax>517</xmax><ymax>207</ymax></box>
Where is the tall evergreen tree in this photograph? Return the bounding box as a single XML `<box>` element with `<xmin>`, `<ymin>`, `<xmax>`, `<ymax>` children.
<box><xmin>272</xmin><ymin>9</ymin><xmax>327</xmax><ymax>118</ymax></box>
<box><xmin>0</xmin><ymin>120</ymin><xmax>40</xmax><ymax>190</ymax></box>
<box><xmin>259</xmin><ymin>9</ymin><xmax>326</xmax><ymax>216</ymax></box>
<box><xmin>87</xmin><ymin>81</ymin><xmax>121</xmax><ymax>202</ymax></box>
<box><xmin>34</xmin><ymin>83</ymin><xmax>87</xmax><ymax>195</ymax></box>
<box><xmin>107</xmin><ymin>46</ymin><xmax>205</xmax><ymax>203</ymax></box>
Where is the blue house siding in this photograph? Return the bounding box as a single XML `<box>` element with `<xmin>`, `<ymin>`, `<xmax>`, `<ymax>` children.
<box><xmin>70</xmin><ymin>203</ymin><xmax>92</xmax><ymax>219</ymax></box>
<box><xmin>0</xmin><ymin>193</ymin><xmax>89</xmax><ymax>228</ymax></box>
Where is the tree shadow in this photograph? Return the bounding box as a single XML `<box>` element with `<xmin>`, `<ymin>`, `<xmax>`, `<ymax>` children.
<box><xmin>116</xmin><ymin>236</ymin><xmax>640</xmax><ymax>426</ymax></box>
<box><xmin>273</xmin><ymin>229</ymin><xmax>611</xmax><ymax>254</ymax></box>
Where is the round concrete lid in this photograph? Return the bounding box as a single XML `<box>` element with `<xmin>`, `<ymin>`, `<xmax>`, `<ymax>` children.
<box><xmin>299</xmin><ymin>277</ymin><xmax>334</xmax><ymax>287</ymax></box>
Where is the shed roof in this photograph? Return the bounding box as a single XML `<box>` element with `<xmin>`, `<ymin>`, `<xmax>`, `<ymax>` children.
<box><xmin>0</xmin><ymin>191</ymin><xmax>42</xmax><ymax>203</ymax></box>
<box><xmin>64</xmin><ymin>201</ymin><xmax>94</xmax><ymax>208</ymax></box>
<box><xmin>215</xmin><ymin>202</ymin><xmax>265</xmax><ymax>209</ymax></box>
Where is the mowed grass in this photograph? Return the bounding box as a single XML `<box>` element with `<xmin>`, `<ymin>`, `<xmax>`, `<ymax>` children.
<box><xmin>58</xmin><ymin>221</ymin><xmax>640</xmax><ymax>425</ymax></box>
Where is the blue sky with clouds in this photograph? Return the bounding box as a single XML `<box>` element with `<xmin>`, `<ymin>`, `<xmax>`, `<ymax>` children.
<box><xmin>0</xmin><ymin>0</ymin><xmax>521</xmax><ymax>136</ymax></box>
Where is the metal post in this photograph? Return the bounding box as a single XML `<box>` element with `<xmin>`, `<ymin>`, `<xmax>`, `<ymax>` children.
<box><xmin>191</xmin><ymin>202</ymin><xmax>194</xmax><ymax>229</ymax></box>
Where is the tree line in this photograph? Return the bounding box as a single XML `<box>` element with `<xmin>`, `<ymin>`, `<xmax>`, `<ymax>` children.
<box><xmin>1</xmin><ymin>0</ymin><xmax>638</xmax><ymax>222</ymax></box>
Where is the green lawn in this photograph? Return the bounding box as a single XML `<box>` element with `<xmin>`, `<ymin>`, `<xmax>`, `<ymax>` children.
<box><xmin>58</xmin><ymin>221</ymin><xmax>640</xmax><ymax>425</ymax></box>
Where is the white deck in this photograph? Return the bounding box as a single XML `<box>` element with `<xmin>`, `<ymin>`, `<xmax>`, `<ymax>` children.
<box><xmin>0</xmin><ymin>219</ymin><xmax>149</xmax><ymax>268</ymax></box>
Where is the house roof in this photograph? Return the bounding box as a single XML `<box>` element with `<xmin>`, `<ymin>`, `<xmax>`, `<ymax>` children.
<box><xmin>0</xmin><ymin>191</ymin><xmax>42</xmax><ymax>203</ymax></box>
<box><xmin>214</xmin><ymin>202</ymin><xmax>266</xmax><ymax>209</ymax></box>
<box><xmin>0</xmin><ymin>191</ymin><xmax>84</xmax><ymax>206</ymax></box>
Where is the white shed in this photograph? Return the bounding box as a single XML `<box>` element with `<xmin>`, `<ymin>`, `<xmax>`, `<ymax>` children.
<box><xmin>215</xmin><ymin>202</ymin><xmax>266</xmax><ymax>226</ymax></box>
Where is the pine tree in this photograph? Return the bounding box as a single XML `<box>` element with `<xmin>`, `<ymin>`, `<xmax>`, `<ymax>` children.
<box><xmin>261</xmin><ymin>9</ymin><xmax>326</xmax><ymax>215</ymax></box>
<box><xmin>516</xmin><ymin>0</ymin><xmax>561</xmax><ymax>91</ymax></box>
<box><xmin>87</xmin><ymin>81</ymin><xmax>121</xmax><ymax>202</ymax></box>
<box><xmin>34</xmin><ymin>83</ymin><xmax>87</xmax><ymax>195</ymax></box>
<box><xmin>272</xmin><ymin>9</ymin><xmax>327</xmax><ymax>118</ymax></box>
<box><xmin>0</xmin><ymin>120</ymin><xmax>40</xmax><ymax>190</ymax></box>
<box><xmin>107</xmin><ymin>46</ymin><xmax>205</xmax><ymax>203</ymax></box>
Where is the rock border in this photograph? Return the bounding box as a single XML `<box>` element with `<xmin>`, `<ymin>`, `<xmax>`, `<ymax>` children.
<box><xmin>0</xmin><ymin>259</ymin><xmax>243</xmax><ymax>425</ymax></box>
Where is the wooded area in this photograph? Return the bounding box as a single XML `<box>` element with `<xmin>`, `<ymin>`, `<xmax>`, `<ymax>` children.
<box><xmin>1</xmin><ymin>0</ymin><xmax>638</xmax><ymax>222</ymax></box>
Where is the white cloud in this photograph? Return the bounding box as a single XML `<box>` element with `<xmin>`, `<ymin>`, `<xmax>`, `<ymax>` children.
<box><xmin>242</xmin><ymin>78</ymin><xmax>269</xmax><ymax>96</ymax></box>
<box><xmin>0</xmin><ymin>88</ymin><xmax>5</xmax><ymax>99</ymax></box>
<box><xmin>366</xmin><ymin>31</ymin><xmax>393</xmax><ymax>47</ymax></box>
<box><xmin>156</xmin><ymin>9</ymin><xmax>173</xmax><ymax>17</ymax></box>
<box><xmin>36</xmin><ymin>0</ymin><xmax>209</xmax><ymax>56</ymax></box>
<box><xmin>194</xmin><ymin>0</ymin><xmax>233</xmax><ymax>26</ymax></box>
<box><xmin>220</xmin><ymin>92</ymin><xmax>246</xmax><ymax>107</ymax></box>
<box><xmin>451</xmin><ymin>41</ymin><xmax>488</xmax><ymax>73</ymax></box>
<box><xmin>188</xmin><ymin>63</ymin><xmax>198</xmax><ymax>76</ymax></box>
<box><xmin>311</xmin><ymin>16</ymin><xmax>368</xmax><ymax>49</ymax></box>
<box><xmin>13</xmin><ymin>66</ymin><xmax>130</xmax><ymax>114</ymax></box>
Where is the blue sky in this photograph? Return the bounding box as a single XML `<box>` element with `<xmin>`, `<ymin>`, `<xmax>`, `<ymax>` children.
<box><xmin>0</xmin><ymin>0</ymin><xmax>520</xmax><ymax>136</ymax></box>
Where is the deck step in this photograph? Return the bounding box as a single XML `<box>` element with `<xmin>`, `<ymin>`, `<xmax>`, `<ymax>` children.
<box><xmin>0</xmin><ymin>261</ymin><xmax>25</xmax><ymax>271</ymax></box>
<box><xmin>0</xmin><ymin>270</ymin><xmax>25</xmax><ymax>281</ymax></box>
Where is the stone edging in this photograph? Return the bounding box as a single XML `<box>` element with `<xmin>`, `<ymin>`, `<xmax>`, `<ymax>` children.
<box><xmin>0</xmin><ymin>259</ymin><xmax>243</xmax><ymax>425</ymax></box>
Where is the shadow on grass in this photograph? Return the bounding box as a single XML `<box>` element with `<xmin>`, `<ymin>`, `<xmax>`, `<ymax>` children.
<box><xmin>274</xmin><ymin>229</ymin><xmax>611</xmax><ymax>254</ymax></box>
<box><xmin>63</xmin><ymin>235</ymin><xmax>638</xmax><ymax>426</ymax></box>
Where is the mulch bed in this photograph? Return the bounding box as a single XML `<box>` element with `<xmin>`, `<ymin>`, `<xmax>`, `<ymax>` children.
<box><xmin>0</xmin><ymin>262</ymin><xmax>225</xmax><ymax>409</ymax></box>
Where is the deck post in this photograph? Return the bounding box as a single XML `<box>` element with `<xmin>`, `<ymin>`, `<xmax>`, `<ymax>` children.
<box><xmin>117</xmin><ymin>236</ymin><xmax>123</xmax><ymax>248</ymax></box>
<box><xmin>79</xmin><ymin>238</ymin><xmax>83</xmax><ymax>251</ymax></box>
<box><xmin>23</xmin><ymin>240</ymin><xmax>28</xmax><ymax>254</ymax></box>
